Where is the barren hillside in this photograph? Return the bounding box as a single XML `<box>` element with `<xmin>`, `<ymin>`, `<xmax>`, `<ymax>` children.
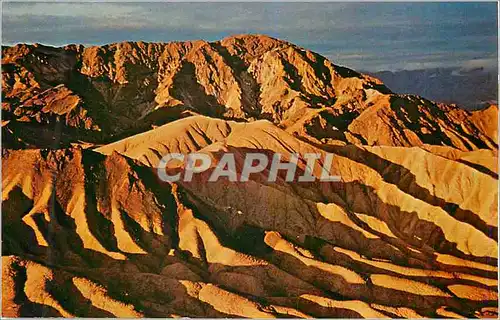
<box><xmin>2</xmin><ymin>35</ymin><xmax>498</xmax><ymax>318</ymax></box>
<box><xmin>2</xmin><ymin>35</ymin><xmax>497</xmax><ymax>150</ymax></box>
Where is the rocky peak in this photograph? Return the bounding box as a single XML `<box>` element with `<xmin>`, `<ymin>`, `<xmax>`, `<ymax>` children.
<box><xmin>1</xmin><ymin>35</ymin><xmax>496</xmax><ymax>152</ymax></box>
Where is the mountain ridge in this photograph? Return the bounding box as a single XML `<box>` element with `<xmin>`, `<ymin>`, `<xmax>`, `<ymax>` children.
<box><xmin>368</xmin><ymin>67</ymin><xmax>497</xmax><ymax>110</ymax></box>
<box><xmin>3</xmin><ymin>117</ymin><xmax>498</xmax><ymax>317</ymax></box>
<box><xmin>1</xmin><ymin>34</ymin><xmax>498</xmax><ymax>318</ymax></box>
<box><xmin>3</xmin><ymin>34</ymin><xmax>496</xmax><ymax>151</ymax></box>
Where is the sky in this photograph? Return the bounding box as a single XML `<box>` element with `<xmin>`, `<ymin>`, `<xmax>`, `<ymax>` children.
<box><xmin>1</xmin><ymin>1</ymin><xmax>498</xmax><ymax>72</ymax></box>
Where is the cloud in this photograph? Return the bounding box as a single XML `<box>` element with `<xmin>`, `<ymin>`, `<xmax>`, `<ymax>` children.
<box><xmin>1</xmin><ymin>2</ymin><xmax>497</xmax><ymax>72</ymax></box>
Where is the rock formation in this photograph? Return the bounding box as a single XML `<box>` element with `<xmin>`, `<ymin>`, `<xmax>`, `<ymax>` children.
<box><xmin>2</xmin><ymin>35</ymin><xmax>497</xmax><ymax>150</ymax></box>
<box><xmin>2</xmin><ymin>35</ymin><xmax>498</xmax><ymax>318</ymax></box>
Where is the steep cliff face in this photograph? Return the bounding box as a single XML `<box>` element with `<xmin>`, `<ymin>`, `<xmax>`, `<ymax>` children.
<box><xmin>2</xmin><ymin>35</ymin><xmax>496</xmax><ymax>150</ymax></box>
<box><xmin>1</xmin><ymin>35</ymin><xmax>498</xmax><ymax>318</ymax></box>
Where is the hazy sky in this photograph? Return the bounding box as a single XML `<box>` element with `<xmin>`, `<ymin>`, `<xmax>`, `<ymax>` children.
<box><xmin>2</xmin><ymin>2</ymin><xmax>498</xmax><ymax>72</ymax></box>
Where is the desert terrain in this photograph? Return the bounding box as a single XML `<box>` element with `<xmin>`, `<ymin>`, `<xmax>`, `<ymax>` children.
<box><xmin>1</xmin><ymin>34</ymin><xmax>498</xmax><ymax>318</ymax></box>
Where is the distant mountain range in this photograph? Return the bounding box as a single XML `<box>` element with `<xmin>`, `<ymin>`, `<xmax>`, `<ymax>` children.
<box><xmin>369</xmin><ymin>67</ymin><xmax>497</xmax><ymax>110</ymax></box>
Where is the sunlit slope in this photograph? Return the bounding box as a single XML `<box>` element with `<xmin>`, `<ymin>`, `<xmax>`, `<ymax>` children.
<box><xmin>3</xmin><ymin>115</ymin><xmax>497</xmax><ymax>317</ymax></box>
